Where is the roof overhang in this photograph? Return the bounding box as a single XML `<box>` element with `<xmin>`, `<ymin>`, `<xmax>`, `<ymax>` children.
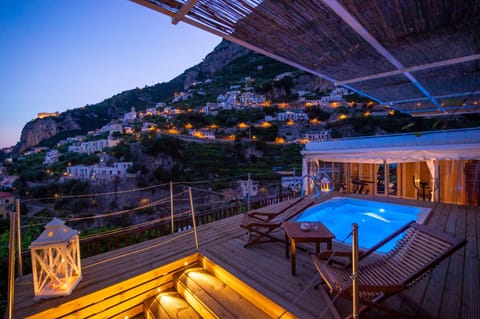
<box><xmin>131</xmin><ymin>0</ymin><xmax>480</xmax><ymax>117</ymax></box>
<box><xmin>301</xmin><ymin>128</ymin><xmax>480</xmax><ymax>163</ymax></box>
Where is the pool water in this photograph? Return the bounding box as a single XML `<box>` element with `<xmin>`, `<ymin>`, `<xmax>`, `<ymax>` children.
<box><xmin>295</xmin><ymin>197</ymin><xmax>431</xmax><ymax>252</ymax></box>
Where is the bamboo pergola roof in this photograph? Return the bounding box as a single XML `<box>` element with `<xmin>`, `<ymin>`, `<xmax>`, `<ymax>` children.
<box><xmin>132</xmin><ymin>0</ymin><xmax>480</xmax><ymax>117</ymax></box>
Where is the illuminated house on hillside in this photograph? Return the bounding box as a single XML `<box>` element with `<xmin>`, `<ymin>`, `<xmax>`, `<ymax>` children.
<box><xmin>37</xmin><ymin>112</ymin><xmax>59</xmax><ymax>119</ymax></box>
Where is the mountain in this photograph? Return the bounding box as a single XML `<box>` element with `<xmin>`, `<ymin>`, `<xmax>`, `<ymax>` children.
<box><xmin>16</xmin><ymin>40</ymin><xmax>311</xmax><ymax>154</ymax></box>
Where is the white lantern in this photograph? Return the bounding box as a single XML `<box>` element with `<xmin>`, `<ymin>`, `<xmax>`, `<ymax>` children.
<box><xmin>29</xmin><ymin>218</ymin><xmax>82</xmax><ymax>299</ymax></box>
<box><xmin>320</xmin><ymin>176</ymin><xmax>332</xmax><ymax>192</ymax></box>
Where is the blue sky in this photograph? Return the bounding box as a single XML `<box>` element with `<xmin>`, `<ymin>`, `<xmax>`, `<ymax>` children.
<box><xmin>0</xmin><ymin>0</ymin><xmax>221</xmax><ymax>148</ymax></box>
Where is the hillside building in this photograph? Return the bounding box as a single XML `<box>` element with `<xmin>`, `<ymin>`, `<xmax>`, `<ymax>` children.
<box><xmin>0</xmin><ymin>192</ymin><xmax>15</xmax><ymax>218</ymax></box>
<box><xmin>96</xmin><ymin>123</ymin><xmax>123</xmax><ymax>136</ymax></box>
<box><xmin>276</xmin><ymin>111</ymin><xmax>309</xmax><ymax>122</ymax></box>
<box><xmin>123</xmin><ymin>107</ymin><xmax>137</xmax><ymax>123</ymax></box>
<box><xmin>66</xmin><ymin>162</ymin><xmax>133</xmax><ymax>181</ymax></box>
<box><xmin>37</xmin><ymin>112</ymin><xmax>59</xmax><ymax>119</ymax></box>
<box><xmin>68</xmin><ymin>138</ymin><xmax>119</xmax><ymax>154</ymax></box>
<box><xmin>43</xmin><ymin>150</ymin><xmax>61</xmax><ymax>164</ymax></box>
<box><xmin>302</xmin><ymin>130</ymin><xmax>331</xmax><ymax>141</ymax></box>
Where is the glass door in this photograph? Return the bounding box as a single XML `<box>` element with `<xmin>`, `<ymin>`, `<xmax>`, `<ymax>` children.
<box><xmin>376</xmin><ymin>163</ymin><xmax>398</xmax><ymax>196</ymax></box>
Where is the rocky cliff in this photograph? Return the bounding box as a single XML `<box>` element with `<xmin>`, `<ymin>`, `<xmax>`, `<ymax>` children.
<box><xmin>183</xmin><ymin>40</ymin><xmax>250</xmax><ymax>89</ymax></box>
<box><xmin>16</xmin><ymin>112</ymin><xmax>81</xmax><ymax>153</ymax></box>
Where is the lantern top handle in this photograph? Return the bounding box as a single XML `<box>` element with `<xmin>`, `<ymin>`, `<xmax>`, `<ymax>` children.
<box><xmin>30</xmin><ymin>218</ymin><xmax>79</xmax><ymax>247</ymax></box>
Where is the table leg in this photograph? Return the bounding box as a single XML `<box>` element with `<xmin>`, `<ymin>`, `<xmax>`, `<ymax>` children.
<box><xmin>291</xmin><ymin>239</ymin><xmax>296</xmax><ymax>276</ymax></box>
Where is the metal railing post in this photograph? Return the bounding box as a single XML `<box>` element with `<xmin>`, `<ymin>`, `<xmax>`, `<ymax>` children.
<box><xmin>188</xmin><ymin>187</ymin><xmax>199</xmax><ymax>250</ymax></box>
<box><xmin>170</xmin><ymin>181</ymin><xmax>174</xmax><ymax>234</ymax></box>
<box><xmin>352</xmin><ymin>223</ymin><xmax>359</xmax><ymax>319</ymax></box>
<box><xmin>247</xmin><ymin>173</ymin><xmax>251</xmax><ymax>212</ymax></box>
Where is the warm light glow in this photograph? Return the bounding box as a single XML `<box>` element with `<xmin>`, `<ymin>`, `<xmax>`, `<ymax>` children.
<box><xmin>286</xmin><ymin>119</ymin><xmax>294</xmax><ymax>126</ymax></box>
<box><xmin>309</xmin><ymin>118</ymin><xmax>320</xmax><ymax>124</ymax></box>
<box><xmin>238</xmin><ymin>122</ymin><xmax>249</xmax><ymax>129</ymax></box>
<box><xmin>389</xmin><ymin>110</ymin><xmax>395</xmax><ymax>115</ymax></box>
<box><xmin>184</xmin><ymin>123</ymin><xmax>193</xmax><ymax>129</ymax></box>
<box><xmin>192</xmin><ymin>131</ymin><xmax>205</xmax><ymax>138</ymax></box>
<box><xmin>275</xmin><ymin>137</ymin><xmax>286</xmax><ymax>144</ymax></box>
<box><xmin>299</xmin><ymin>138</ymin><xmax>309</xmax><ymax>144</ymax></box>
<box><xmin>364</xmin><ymin>111</ymin><xmax>371</xmax><ymax>117</ymax></box>
<box><xmin>184</xmin><ymin>261</ymin><xmax>188</xmax><ymax>266</ymax></box>
<box><xmin>260</xmin><ymin>101</ymin><xmax>271</xmax><ymax>107</ymax></box>
<box><xmin>278</xmin><ymin>102</ymin><xmax>287</xmax><ymax>109</ymax></box>
<box><xmin>209</xmin><ymin>124</ymin><xmax>218</xmax><ymax>129</ymax></box>
<box><xmin>140</xmin><ymin>198</ymin><xmax>151</xmax><ymax>206</ymax></box>
<box><xmin>259</xmin><ymin>121</ymin><xmax>271</xmax><ymax>128</ymax></box>
<box><xmin>227</xmin><ymin>134</ymin><xmax>236</xmax><ymax>140</ymax></box>
<box><xmin>338</xmin><ymin>114</ymin><xmax>347</xmax><ymax>120</ymax></box>
<box><xmin>167</xmin><ymin>129</ymin><xmax>180</xmax><ymax>135</ymax></box>
<box><xmin>320</xmin><ymin>177</ymin><xmax>331</xmax><ymax>192</ymax></box>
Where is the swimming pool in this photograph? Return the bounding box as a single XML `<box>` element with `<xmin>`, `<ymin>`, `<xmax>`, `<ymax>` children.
<box><xmin>295</xmin><ymin>197</ymin><xmax>431</xmax><ymax>252</ymax></box>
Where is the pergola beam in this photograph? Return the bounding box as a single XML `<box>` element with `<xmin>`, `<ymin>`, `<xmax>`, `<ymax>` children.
<box><xmin>336</xmin><ymin>54</ymin><xmax>480</xmax><ymax>86</ymax></box>
<box><xmin>172</xmin><ymin>0</ymin><xmax>200</xmax><ymax>25</ymax></box>
<box><xmin>389</xmin><ymin>91</ymin><xmax>480</xmax><ymax>104</ymax></box>
<box><xmin>322</xmin><ymin>0</ymin><xmax>447</xmax><ymax>114</ymax></box>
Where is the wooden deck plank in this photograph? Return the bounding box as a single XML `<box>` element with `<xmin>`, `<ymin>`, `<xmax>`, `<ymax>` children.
<box><xmin>462</xmin><ymin>206</ymin><xmax>480</xmax><ymax>319</ymax></box>
<box><xmin>419</xmin><ymin>203</ymin><xmax>454</xmax><ymax>318</ymax></box>
<box><xmin>438</xmin><ymin>204</ymin><xmax>465</xmax><ymax>319</ymax></box>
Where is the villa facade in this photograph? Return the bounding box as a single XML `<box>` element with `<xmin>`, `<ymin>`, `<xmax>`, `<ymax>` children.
<box><xmin>301</xmin><ymin>128</ymin><xmax>480</xmax><ymax>206</ymax></box>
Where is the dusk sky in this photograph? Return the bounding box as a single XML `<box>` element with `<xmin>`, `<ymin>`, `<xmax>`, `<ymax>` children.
<box><xmin>0</xmin><ymin>0</ymin><xmax>221</xmax><ymax>148</ymax></box>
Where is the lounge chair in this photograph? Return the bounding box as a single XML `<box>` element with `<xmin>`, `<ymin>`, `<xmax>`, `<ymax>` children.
<box><xmin>240</xmin><ymin>197</ymin><xmax>314</xmax><ymax>248</ymax></box>
<box><xmin>246</xmin><ymin>197</ymin><xmax>303</xmax><ymax>221</ymax></box>
<box><xmin>312</xmin><ymin>221</ymin><xmax>467</xmax><ymax>319</ymax></box>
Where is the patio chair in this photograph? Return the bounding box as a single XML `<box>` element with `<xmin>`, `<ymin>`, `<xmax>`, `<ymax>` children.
<box><xmin>240</xmin><ymin>197</ymin><xmax>315</xmax><ymax>248</ymax></box>
<box><xmin>311</xmin><ymin>221</ymin><xmax>467</xmax><ymax>319</ymax></box>
<box><xmin>247</xmin><ymin>196</ymin><xmax>303</xmax><ymax>221</ymax></box>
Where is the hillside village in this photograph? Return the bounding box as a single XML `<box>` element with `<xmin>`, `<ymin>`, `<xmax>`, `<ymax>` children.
<box><xmin>0</xmin><ymin>78</ymin><xmax>389</xmax><ymax>190</ymax></box>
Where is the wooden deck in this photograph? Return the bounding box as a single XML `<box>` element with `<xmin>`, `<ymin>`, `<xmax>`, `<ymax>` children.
<box><xmin>13</xmin><ymin>194</ymin><xmax>479</xmax><ymax>319</ymax></box>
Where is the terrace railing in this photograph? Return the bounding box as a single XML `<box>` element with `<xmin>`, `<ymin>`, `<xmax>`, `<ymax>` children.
<box><xmin>14</xmin><ymin>193</ymin><xmax>297</xmax><ymax>274</ymax></box>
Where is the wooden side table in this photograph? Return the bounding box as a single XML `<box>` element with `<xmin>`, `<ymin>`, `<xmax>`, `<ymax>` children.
<box><xmin>282</xmin><ymin>221</ymin><xmax>335</xmax><ymax>275</ymax></box>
